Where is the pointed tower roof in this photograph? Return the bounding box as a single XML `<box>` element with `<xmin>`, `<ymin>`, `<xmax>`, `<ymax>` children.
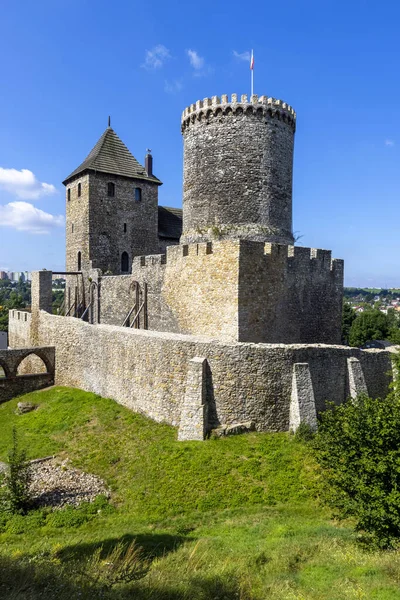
<box><xmin>63</xmin><ymin>126</ymin><xmax>162</xmax><ymax>185</ymax></box>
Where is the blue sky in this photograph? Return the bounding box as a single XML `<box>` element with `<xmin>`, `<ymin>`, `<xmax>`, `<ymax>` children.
<box><xmin>0</xmin><ymin>0</ymin><xmax>399</xmax><ymax>287</ymax></box>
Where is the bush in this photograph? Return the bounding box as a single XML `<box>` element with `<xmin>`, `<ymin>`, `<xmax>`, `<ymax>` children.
<box><xmin>313</xmin><ymin>379</ymin><xmax>400</xmax><ymax>548</ymax></box>
<box><xmin>2</xmin><ymin>427</ymin><xmax>32</xmax><ymax>514</ymax></box>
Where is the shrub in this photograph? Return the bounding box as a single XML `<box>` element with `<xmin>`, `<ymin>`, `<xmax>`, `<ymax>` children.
<box><xmin>313</xmin><ymin>383</ymin><xmax>400</xmax><ymax>548</ymax></box>
<box><xmin>2</xmin><ymin>427</ymin><xmax>32</xmax><ymax>514</ymax></box>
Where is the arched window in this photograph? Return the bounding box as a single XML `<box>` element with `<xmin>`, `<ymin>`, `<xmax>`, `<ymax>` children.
<box><xmin>77</xmin><ymin>251</ymin><xmax>82</xmax><ymax>271</ymax></box>
<box><xmin>77</xmin><ymin>182</ymin><xmax>81</xmax><ymax>197</ymax></box>
<box><xmin>108</xmin><ymin>182</ymin><xmax>115</xmax><ymax>197</ymax></box>
<box><xmin>121</xmin><ymin>252</ymin><xmax>129</xmax><ymax>273</ymax></box>
<box><xmin>134</xmin><ymin>187</ymin><xmax>142</xmax><ymax>202</ymax></box>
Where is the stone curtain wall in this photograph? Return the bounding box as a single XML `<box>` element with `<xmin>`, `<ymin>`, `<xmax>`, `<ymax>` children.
<box><xmin>0</xmin><ymin>346</ymin><xmax>55</xmax><ymax>403</ymax></box>
<box><xmin>8</xmin><ymin>308</ymin><xmax>392</xmax><ymax>432</ymax></box>
<box><xmin>130</xmin><ymin>254</ymin><xmax>180</xmax><ymax>332</ymax></box>
<box><xmin>8</xmin><ymin>310</ymin><xmax>32</xmax><ymax>348</ymax></box>
<box><xmin>181</xmin><ymin>95</ymin><xmax>295</xmax><ymax>246</ymax></box>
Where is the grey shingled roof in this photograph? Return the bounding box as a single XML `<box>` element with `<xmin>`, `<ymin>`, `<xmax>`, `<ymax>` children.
<box><xmin>63</xmin><ymin>127</ymin><xmax>161</xmax><ymax>185</ymax></box>
<box><xmin>158</xmin><ymin>206</ymin><xmax>182</xmax><ymax>239</ymax></box>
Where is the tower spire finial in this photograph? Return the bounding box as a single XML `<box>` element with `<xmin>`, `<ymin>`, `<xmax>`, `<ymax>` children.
<box><xmin>108</xmin><ymin>115</ymin><xmax>111</xmax><ymax>128</ymax></box>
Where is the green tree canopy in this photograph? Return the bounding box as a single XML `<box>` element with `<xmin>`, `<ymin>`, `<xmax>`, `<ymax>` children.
<box><xmin>342</xmin><ymin>302</ymin><xmax>356</xmax><ymax>345</ymax></box>
<box><xmin>348</xmin><ymin>309</ymin><xmax>389</xmax><ymax>347</ymax></box>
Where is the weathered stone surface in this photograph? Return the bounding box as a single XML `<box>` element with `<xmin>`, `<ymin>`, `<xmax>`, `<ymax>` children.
<box><xmin>347</xmin><ymin>357</ymin><xmax>368</xmax><ymax>398</ymax></box>
<box><xmin>0</xmin><ymin>344</ymin><xmax>55</xmax><ymax>404</ymax></box>
<box><xmin>211</xmin><ymin>421</ymin><xmax>256</xmax><ymax>437</ymax></box>
<box><xmin>181</xmin><ymin>95</ymin><xmax>295</xmax><ymax>246</ymax></box>
<box><xmin>8</xmin><ymin>308</ymin><xmax>393</xmax><ymax>433</ymax></box>
<box><xmin>178</xmin><ymin>357</ymin><xmax>207</xmax><ymax>441</ymax></box>
<box><xmin>16</xmin><ymin>402</ymin><xmax>37</xmax><ymax>414</ymax></box>
<box><xmin>289</xmin><ymin>363</ymin><xmax>317</xmax><ymax>432</ymax></box>
<box><xmin>131</xmin><ymin>241</ymin><xmax>343</xmax><ymax>344</ymax></box>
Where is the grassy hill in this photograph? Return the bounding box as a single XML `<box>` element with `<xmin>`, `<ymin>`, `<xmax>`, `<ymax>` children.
<box><xmin>1</xmin><ymin>387</ymin><xmax>400</xmax><ymax>599</ymax></box>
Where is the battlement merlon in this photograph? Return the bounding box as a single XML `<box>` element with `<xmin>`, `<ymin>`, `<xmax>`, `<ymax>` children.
<box><xmin>181</xmin><ymin>94</ymin><xmax>296</xmax><ymax>129</ymax></box>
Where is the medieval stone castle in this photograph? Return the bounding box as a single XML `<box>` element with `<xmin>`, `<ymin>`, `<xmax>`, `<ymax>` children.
<box><xmin>6</xmin><ymin>93</ymin><xmax>393</xmax><ymax>439</ymax></box>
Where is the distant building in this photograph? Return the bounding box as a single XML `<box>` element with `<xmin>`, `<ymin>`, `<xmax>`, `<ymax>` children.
<box><xmin>0</xmin><ymin>271</ymin><xmax>8</xmax><ymax>280</ymax></box>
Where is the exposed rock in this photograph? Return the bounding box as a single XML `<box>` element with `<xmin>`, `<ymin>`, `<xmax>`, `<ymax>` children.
<box><xmin>210</xmin><ymin>421</ymin><xmax>256</xmax><ymax>438</ymax></box>
<box><xmin>16</xmin><ymin>401</ymin><xmax>38</xmax><ymax>415</ymax></box>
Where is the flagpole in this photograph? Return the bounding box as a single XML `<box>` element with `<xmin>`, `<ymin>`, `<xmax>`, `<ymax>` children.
<box><xmin>250</xmin><ymin>49</ymin><xmax>254</xmax><ymax>97</ymax></box>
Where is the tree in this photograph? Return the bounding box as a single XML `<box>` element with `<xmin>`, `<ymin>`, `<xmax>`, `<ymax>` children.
<box><xmin>348</xmin><ymin>310</ymin><xmax>389</xmax><ymax>347</ymax></box>
<box><xmin>342</xmin><ymin>302</ymin><xmax>356</xmax><ymax>345</ymax></box>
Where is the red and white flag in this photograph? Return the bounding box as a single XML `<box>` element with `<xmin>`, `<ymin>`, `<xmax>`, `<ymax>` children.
<box><xmin>250</xmin><ymin>50</ymin><xmax>254</xmax><ymax>70</ymax></box>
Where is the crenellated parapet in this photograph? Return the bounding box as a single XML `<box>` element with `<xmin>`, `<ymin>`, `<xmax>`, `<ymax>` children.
<box><xmin>181</xmin><ymin>94</ymin><xmax>296</xmax><ymax>132</ymax></box>
<box><xmin>132</xmin><ymin>240</ymin><xmax>343</xmax><ymax>280</ymax></box>
<box><xmin>130</xmin><ymin>239</ymin><xmax>343</xmax><ymax>344</ymax></box>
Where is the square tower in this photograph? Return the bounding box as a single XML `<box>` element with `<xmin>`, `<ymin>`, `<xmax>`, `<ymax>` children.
<box><xmin>63</xmin><ymin>125</ymin><xmax>161</xmax><ymax>276</ymax></box>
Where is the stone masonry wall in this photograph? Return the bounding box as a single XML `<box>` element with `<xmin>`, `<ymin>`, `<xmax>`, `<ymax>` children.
<box><xmin>87</xmin><ymin>173</ymin><xmax>159</xmax><ymax>274</ymax></box>
<box><xmin>8</xmin><ymin>309</ymin><xmax>393</xmax><ymax>432</ymax></box>
<box><xmin>238</xmin><ymin>242</ymin><xmax>344</xmax><ymax>344</ymax></box>
<box><xmin>130</xmin><ymin>240</ymin><xmax>343</xmax><ymax>344</ymax></box>
<box><xmin>131</xmin><ymin>241</ymin><xmax>241</xmax><ymax>339</ymax></box>
<box><xmin>0</xmin><ymin>346</ymin><xmax>55</xmax><ymax>403</ymax></box>
<box><xmin>66</xmin><ymin>173</ymin><xmax>90</xmax><ymax>274</ymax></box>
<box><xmin>181</xmin><ymin>95</ymin><xmax>295</xmax><ymax>245</ymax></box>
<box><xmin>8</xmin><ymin>310</ymin><xmax>32</xmax><ymax>349</ymax></box>
<box><xmin>99</xmin><ymin>275</ymin><xmax>134</xmax><ymax>326</ymax></box>
<box><xmin>65</xmin><ymin>172</ymin><xmax>159</xmax><ymax>276</ymax></box>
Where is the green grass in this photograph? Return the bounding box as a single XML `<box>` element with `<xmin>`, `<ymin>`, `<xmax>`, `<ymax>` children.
<box><xmin>1</xmin><ymin>387</ymin><xmax>400</xmax><ymax>599</ymax></box>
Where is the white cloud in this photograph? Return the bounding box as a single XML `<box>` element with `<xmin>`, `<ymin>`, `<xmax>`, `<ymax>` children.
<box><xmin>385</xmin><ymin>139</ymin><xmax>395</xmax><ymax>147</ymax></box>
<box><xmin>142</xmin><ymin>45</ymin><xmax>171</xmax><ymax>69</ymax></box>
<box><xmin>0</xmin><ymin>201</ymin><xmax>64</xmax><ymax>234</ymax></box>
<box><xmin>187</xmin><ymin>49</ymin><xmax>204</xmax><ymax>70</ymax></box>
<box><xmin>233</xmin><ymin>50</ymin><xmax>251</xmax><ymax>62</ymax></box>
<box><xmin>164</xmin><ymin>79</ymin><xmax>183</xmax><ymax>94</ymax></box>
<box><xmin>0</xmin><ymin>167</ymin><xmax>57</xmax><ymax>200</ymax></box>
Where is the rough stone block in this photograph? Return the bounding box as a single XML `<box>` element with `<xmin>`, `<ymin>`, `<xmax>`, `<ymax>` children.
<box><xmin>347</xmin><ymin>357</ymin><xmax>368</xmax><ymax>398</ymax></box>
<box><xmin>31</xmin><ymin>270</ymin><xmax>53</xmax><ymax>314</ymax></box>
<box><xmin>289</xmin><ymin>363</ymin><xmax>317</xmax><ymax>432</ymax></box>
<box><xmin>178</xmin><ymin>357</ymin><xmax>207</xmax><ymax>441</ymax></box>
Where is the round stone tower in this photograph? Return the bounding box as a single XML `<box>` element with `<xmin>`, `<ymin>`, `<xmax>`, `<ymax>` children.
<box><xmin>181</xmin><ymin>94</ymin><xmax>296</xmax><ymax>245</ymax></box>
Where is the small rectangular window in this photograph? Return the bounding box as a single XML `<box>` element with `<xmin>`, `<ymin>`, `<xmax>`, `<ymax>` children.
<box><xmin>124</xmin><ymin>223</ymin><xmax>127</xmax><ymax>233</ymax></box>
<box><xmin>72</xmin><ymin>223</ymin><xmax>74</xmax><ymax>233</ymax></box>
<box><xmin>67</xmin><ymin>188</ymin><xmax>71</xmax><ymax>201</ymax></box>
<box><xmin>108</xmin><ymin>182</ymin><xmax>115</xmax><ymax>197</ymax></box>
<box><xmin>78</xmin><ymin>182</ymin><xmax>81</xmax><ymax>197</ymax></box>
<box><xmin>135</xmin><ymin>187</ymin><xmax>142</xmax><ymax>202</ymax></box>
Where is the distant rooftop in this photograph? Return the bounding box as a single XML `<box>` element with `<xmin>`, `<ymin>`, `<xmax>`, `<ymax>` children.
<box><xmin>63</xmin><ymin>127</ymin><xmax>161</xmax><ymax>185</ymax></box>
